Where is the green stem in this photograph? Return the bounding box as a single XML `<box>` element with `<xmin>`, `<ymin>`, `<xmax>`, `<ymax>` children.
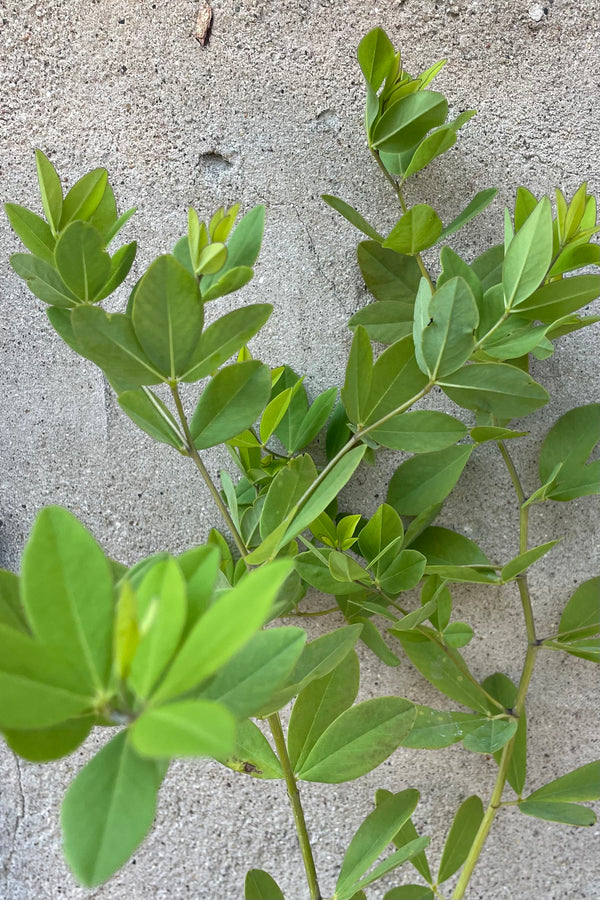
<box><xmin>268</xmin><ymin>714</ymin><xmax>322</xmax><ymax>900</ymax></box>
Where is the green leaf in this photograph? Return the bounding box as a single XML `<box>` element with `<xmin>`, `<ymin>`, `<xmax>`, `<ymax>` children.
<box><xmin>384</xmin><ymin>205</ymin><xmax>443</xmax><ymax>255</ymax></box>
<box><xmin>359</xmin><ymin>503</ymin><xmax>404</xmax><ymax>575</ymax></box>
<box><xmin>400</xmin><ymin>706</ymin><xmax>482</xmax><ymax>750</ymax></box>
<box><xmin>35</xmin><ymin>149</ymin><xmax>63</xmax><ymax>233</ymax></box>
<box><xmin>132</xmin><ymin>254</ymin><xmax>203</xmax><ymax>378</ymax></box>
<box><xmin>343</xmin><ymin>325</ymin><xmax>373</xmax><ymax>425</ymax></box>
<box><xmin>336</xmin><ymin>789</ymin><xmax>420</xmax><ymax>898</ymax></box>
<box><xmin>403</xmin><ymin>125</ymin><xmax>458</xmax><ymax>179</ymax></box>
<box><xmin>470</xmin><ymin>426</ymin><xmax>527</xmax><ymax>443</ymax></box>
<box><xmin>384</xmin><ymin>887</ymin><xmax>434</xmax><ymax>900</ymax></box>
<box><xmin>347</xmin><ymin>838</ymin><xmax>431</xmax><ymax>897</ymax></box>
<box><xmin>95</xmin><ymin>241</ymin><xmax>137</xmax><ymax>302</ymax></box>
<box><xmin>289</xmin><ymin>387</ymin><xmax>338</xmax><ymax>452</ymax></box>
<box><xmin>538</xmin><ymin>404</ymin><xmax>599</xmax><ymax>501</ymax></box>
<box><xmin>61</xmin><ymin>731</ymin><xmax>161</xmax><ymax>886</ymax></box>
<box><xmin>357</xmin><ymin>27</ymin><xmax>396</xmax><ymax>91</ymax></box>
<box><xmin>5</xmin><ymin>202</ymin><xmax>56</xmax><ymax>264</ymax></box>
<box><xmin>21</xmin><ymin>506</ymin><xmax>114</xmax><ymax>692</ymax></box>
<box><xmin>363</xmin><ymin>337</ymin><xmax>429</xmax><ymax>427</ymax></box>
<box><xmin>128</xmin><ymin>559</ymin><xmax>187</xmax><ymax>699</ymax></box>
<box><xmin>118</xmin><ymin>387</ymin><xmax>185</xmax><ymax>451</ymax></box>
<box><xmin>329</xmin><ymin>551</ymin><xmax>371</xmax><ymax>585</ymax></box>
<box><xmin>378</xmin><ymin>550</ymin><xmax>426</xmax><ymax>595</ymax></box>
<box><xmin>4</xmin><ymin>716</ymin><xmax>95</xmax><ymax>763</ymax></box>
<box><xmin>261</xmin><ymin>454</ymin><xmax>318</xmax><ymax>539</ymax></box>
<box><xmin>558</xmin><ymin>577</ymin><xmax>600</xmax><ymax>642</ymax></box>
<box><xmin>516</xmin><ymin>274</ymin><xmax>599</xmax><ymax>323</ymax></box>
<box><xmin>151</xmin><ymin>560</ymin><xmax>292</xmax><ymax>704</ymax></box>
<box><xmin>357</xmin><ymin>240</ymin><xmax>421</xmax><ymax>304</ymax></box>
<box><xmin>181</xmin><ymin>304</ymin><xmax>272</xmax><ymax>382</ymax></box>
<box><xmin>221</xmin><ymin>719</ymin><xmax>283</xmax><ymax>780</ymax></box>
<box><xmin>394</xmin><ymin>629</ymin><xmax>489</xmax><ymax>713</ymax></box>
<box><xmin>439</xmin><ymin>189</ymin><xmax>498</xmax><ymax>240</ymax></box>
<box><xmin>59</xmin><ymin>168</ymin><xmax>108</xmax><ymax>228</ymax></box>
<box><xmin>410</xmin><ymin>527</ymin><xmax>490</xmax><ymax>567</ymax></box>
<box><xmin>297</xmin><ymin>697</ymin><xmax>415</xmax><ymax>783</ymax></box>
<box><xmin>349</xmin><ymin>301</ymin><xmax>413</xmax><ymax>344</ymax></box>
<box><xmin>201</xmin><ymin>626</ymin><xmax>307</xmax><ymax>719</ymax></box>
<box><xmin>376</xmin><ymin>791</ymin><xmax>433</xmax><ymax>884</ymax></box>
<box><xmin>71</xmin><ymin>306</ymin><xmax>163</xmax><ymax>388</ymax></box>
<box><xmin>105</xmin><ymin>206</ymin><xmax>137</xmax><ymax>246</ymax></box>
<box><xmin>415</xmin><ymin>276</ymin><xmax>479</xmax><ymax>378</ymax></box>
<box><xmin>443</xmin><ymin>622</ymin><xmax>474</xmax><ymax>648</ymax></box>
<box><xmin>372</xmin><ymin>92</ymin><xmax>449</xmax><ymax>153</ymax></box>
<box><xmin>197</xmin><ymin>241</ymin><xmax>227</xmax><ymax>275</ymax></box>
<box><xmin>322</xmin><ymin>194</ymin><xmax>383</xmax><ymax>241</ymax></box>
<box><xmin>10</xmin><ymin>252</ymin><xmax>78</xmax><ymax>308</ymax></box>
<box><xmin>502</xmin><ymin>197</ymin><xmax>553</xmax><ymax>308</ymax></box>
<box><xmin>482</xmin><ymin>673</ymin><xmax>526</xmax><ymax>794</ymax></box>
<box><xmin>548</xmin><ymin>242</ymin><xmax>600</xmax><ymax>278</ymax></box>
<box><xmin>527</xmin><ymin>761</ymin><xmax>600</xmax><ymax>803</ymax></box>
<box><xmin>54</xmin><ymin>221</ymin><xmax>111</xmax><ymax>302</ymax></box>
<box><xmin>461</xmin><ymin>718</ymin><xmax>517</xmax><ymax>753</ymax></box>
<box><xmin>437</xmin><ymin>795</ymin><xmax>484</xmax><ymax>883</ymax></box>
<box><xmin>387</xmin><ymin>446</ymin><xmax>473</xmax><ymax>516</ymax></box>
<box><xmin>295</xmin><ymin>551</ymin><xmax>365</xmax><ymax>596</ymax></box>
<box><xmin>358</xmin><ymin>618</ymin><xmax>401</xmax><ymax>666</ymax></box>
<box><xmin>191</xmin><ymin>361</ymin><xmax>271</xmax><ymax>449</ymax></box>
<box><xmin>88</xmin><ymin>181</ymin><xmax>117</xmax><ymax>236</ymax></box>
<box><xmin>518</xmin><ymin>801</ymin><xmax>595</xmax><ymax>827</ymax></box>
<box><xmin>201</xmin><ymin>265</ymin><xmax>254</xmax><ymax>302</ymax></box>
<box><xmin>438</xmin><ymin>247</ymin><xmax>483</xmax><ymax>305</ymax></box>
<box><xmin>288</xmin><ymin>650</ymin><xmax>359</xmax><ymax>771</ymax></box>
<box><xmin>130</xmin><ymin>698</ymin><xmax>236</xmax><ymax>758</ymax></box>
<box><xmin>0</xmin><ymin>624</ymin><xmax>94</xmax><ymax>729</ymax></box>
<box><xmin>501</xmin><ymin>540</ymin><xmax>560</xmax><ymax>581</ymax></box>
<box><xmin>439</xmin><ymin>363</ymin><xmax>549</xmax><ymax>419</ymax></box>
<box><xmin>0</xmin><ymin>569</ymin><xmax>29</xmax><ymax>634</ymax></box>
<box><xmin>201</xmin><ymin>205</ymin><xmax>265</xmax><ymax>291</ymax></box>
<box><xmin>245</xmin><ymin>869</ymin><xmax>285</xmax><ymax>900</ymax></box>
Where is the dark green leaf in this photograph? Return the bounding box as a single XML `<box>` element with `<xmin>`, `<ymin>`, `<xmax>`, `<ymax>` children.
<box><xmin>461</xmin><ymin>718</ymin><xmax>517</xmax><ymax>753</ymax></box>
<box><xmin>4</xmin><ymin>716</ymin><xmax>95</xmax><ymax>763</ymax></box>
<box><xmin>387</xmin><ymin>446</ymin><xmax>473</xmax><ymax>516</ymax></box>
<box><xmin>220</xmin><ymin>719</ymin><xmax>283</xmax><ymax>780</ymax></box>
<box><xmin>5</xmin><ymin>202</ymin><xmax>56</xmax><ymax>264</ymax></box>
<box><xmin>358</xmin><ymin>618</ymin><xmax>401</xmax><ymax>666</ymax></box>
<box><xmin>558</xmin><ymin>577</ymin><xmax>600</xmax><ymax>642</ymax></box>
<box><xmin>190</xmin><ymin>361</ymin><xmax>271</xmax><ymax>449</ymax></box>
<box><xmin>349</xmin><ymin>301</ymin><xmax>413</xmax><ymax>344</ymax></box>
<box><xmin>472</xmin><ymin>244</ymin><xmax>504</xmax><ymax>292</ymax></box>
<box><xmin>527</xmin><ymin>761</ymin><xmax>599</xmax><ymax>803</ymax></box>
<box><xmin>288</xmin><ymin>387</ymin><xmax>337</xmax><ymax>452</ymax></box>
<box><xmin>482</xmin><ymin>673</ymin><xmax>526</xmax><ymax>794</ymax></box>
<box><xmin>54</xmin><ymin>221</ymin><xmax>111</xmax><ymax>302</ymax></box>
<box><xmin>245</xmin><ymin>869</ymin><xmax>285</xmax><ymax>900</ymax></box>
<box><xmin>539</xmin><ymin>404</ymin><xmax>599</xmax><ymax>502</ymax></box>
<box><xmin>378</xmin><ymin>550</ymin><xmax>426</xmax><ymax>594</ymax></box>
<box><xmin>384</xmin><ymin>205</ymin><xmax>443</xmax><ymax>255</ymax></box>
<box><xmin>437</xmin><ymin>795</ymin><xmax>484</xmax><ymax>883</ymax></box>
<box><xmin>470</xmin><ymin>426</ymin><xmax>527</xmax><ymax>443</ymax></box>
<box><xmin>364</xmin><ymin>338</ymin><xmax>429</xmax><ymax>426</ymax></box>
<box><xmin>439</xmin><ymin>189</ymin><xmax>498</xmax><ymax>240</ymax></box>
<box><xmin>519</xmin><ymin>801</ymin><xmax>595</xmax><ymax>827</ymax></box>
<box><xmin>343</xmin><ymin>325</ymin><xmax>373</xmax><ymax>425</ymax></box>
<box><xmin>322</xmin><ymin>194</ymin><xmax>383</xmax><ymax>241</ymax></box>
<box><xmin>357</xmin><ymin>240</ymin><xmax>421</xmax><ymax>304</ymax></box>
<box><xmin>439</xmin><ymin>363</ymin><xmax>549</xmax><ymax>419</ymax></box>
<box><xmin>501</xmin><ymin>540</ymin><xmax>559</xmax><ymax>581</ymax></box>
<box><xmin>438</xmin><ymin>247</ymin><xmax>483</xmax><ymax>305</ymax></box>
<box><xmin>400</xmin><ymin>706</ymin><xmax>482</xmax><ymax>750</ymax></box>
<box><xmin>410</xmin><ymin>526</ymin><xmax>490</xmax><ymax>567</ymax></box>
<box><xmin>384</xmin><ymin>887</ymin><xmax>434</xmax><ymax>900</ymax></box>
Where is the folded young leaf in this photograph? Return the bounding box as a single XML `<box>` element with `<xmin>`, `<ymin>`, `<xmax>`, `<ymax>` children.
<box><xmin>35</xmin><ymin>149</ymin><xmax>63</xmax><ymax>233</ymax></box>
<box><xmin>200</xmin><ymin>205</ymin><xmax>265</xmax><ymax>292</ymax></box>
<box><xmin>59</xmin><ymin>168</ymin><xmax>108</xmax><ymax>228</ymax></box>
<box><xmin>372</xmin><ymin>91</ymin><xmax>448</xmax><ymax>154</ymax></box>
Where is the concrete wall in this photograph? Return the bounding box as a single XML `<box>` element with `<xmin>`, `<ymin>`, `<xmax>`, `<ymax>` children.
<box><xmin>1</xmin><ymin>1</ymin><xmax>598</xmax><ymax>897</ymax></box>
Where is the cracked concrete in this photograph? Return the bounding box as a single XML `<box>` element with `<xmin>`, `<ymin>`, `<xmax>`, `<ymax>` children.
<box><xmin>1</xmin><ymin>1</ymin><xmax>599</xmax><ymax>898</ymax></box>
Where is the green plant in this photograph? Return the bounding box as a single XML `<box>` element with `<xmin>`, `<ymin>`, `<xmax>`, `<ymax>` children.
<box><xmin>2</xmin><ymin>25</ymin><xmax>599</xmax><ymax>900</ymax></box>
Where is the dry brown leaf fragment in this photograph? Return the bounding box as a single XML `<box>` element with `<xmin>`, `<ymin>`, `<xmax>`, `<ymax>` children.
<box><xmin>195</xmin><ymin>2</ymin><xmax>213</xmax><ymax>46</ymax></box>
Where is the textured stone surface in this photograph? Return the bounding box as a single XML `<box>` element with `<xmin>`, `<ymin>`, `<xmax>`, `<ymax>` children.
<box><xmin>1</xmin><ymin>1</ymin><xmax>599</xmax><ymax>898</ymax></box>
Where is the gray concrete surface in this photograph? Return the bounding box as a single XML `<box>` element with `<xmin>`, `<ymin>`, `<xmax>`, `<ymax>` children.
<box><xmin>1</xmin><ymin>1</ymin><xmax>599</xmax><ymax>898</ymax></box>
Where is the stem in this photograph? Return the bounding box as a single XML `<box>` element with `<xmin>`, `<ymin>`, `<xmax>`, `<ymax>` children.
<box><xmin>268</xmin><ymin>714</ymin><xmax>322</xmax><ymax>900</ymax></box>
<box><xmin>170</xmin><ymin>384</ymin><xmax>249</xmax><ymax>561</ymax></box>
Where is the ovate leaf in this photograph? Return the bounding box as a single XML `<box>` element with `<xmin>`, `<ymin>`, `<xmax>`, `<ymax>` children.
<box><xmin>191</xmin><ymin>361</ymin><xmax>271</xmax><ymax>449</ymax></box>
<box><xmin>54</xmin><ymin>221</ymin><xmax>111</xmax><ymax>302</ymax></box>
<box><xmin>245</xmin><ymin>869</ymin><xmax>285</xmax><ymax>900</ymax></box>
<box><xmin>130</xmin><ymin>698</ymin><xmax>236</xmax><ymax>758</ymax></box>
<box><xmin>437</xmin><ymin>795</ymin><xmax>484</xmax><ymax>883</ymax></box>
<box><xmin>387</xmin><ymin>446</ymin><xmax>472</xmax><ymax>516</ymax></box>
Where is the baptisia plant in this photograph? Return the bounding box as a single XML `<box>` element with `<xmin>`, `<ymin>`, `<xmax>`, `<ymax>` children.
<box><xmin>2</xmin><ymin>26</ymin><xmax>599</xmax><ymax>900</ymax></box>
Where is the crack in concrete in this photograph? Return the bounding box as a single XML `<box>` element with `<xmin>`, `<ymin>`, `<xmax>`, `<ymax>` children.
<box><xmin>292</xmin><ymin>207</ymin><xmax>337</xmax><ymax>296</ymax></box>
<box><xmin>3</xmin><ymin>753</ymin><xmax>25</xmax><ymax>881</ymax></box>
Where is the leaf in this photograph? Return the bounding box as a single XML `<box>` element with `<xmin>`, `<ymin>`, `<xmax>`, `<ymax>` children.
<box><xmin>437</xmin><ymin>795</ymin><xmax>484</xmax><ymax>883</ymax></box>
<box><xmin>181</xmin><ymin>304</ymin><xmax>272</xmax><ymax>382</ymax></box>
<box><xmin>516</xmin><ymin>274</ymin><xmax>600</xmax><ymax>323</ymax></box>
<box><xmin>130</xmin><ymin>698</ymin><xmax>235</xmax><ymax>758</ymax></box>
<box><xmin>5</xmin><ymin>202</ymin><xmax>56</xmax><ymax>264</ymax></box>
<box><xmin>527</xmin><ymin>761</ymin><xmax>600</xmax><ymax>804</ymax></box>
<box><xmin>35</xmin><ymin>149</ymin><xmax>63</xmax><ymax>233</ymax></box>
<box><xmin>439</xmin><ymin>189</ymin><xmax>498</xmax><ymax>240</ymax></box>
<box><xmin>245</xmin><ymin>869</ymin><xmax>285</xmax><ymax>900</ymax></box>
<box><xmin>394</xmin><ymin>629</ymin><xmax>490</xmax><ymax>713</ymax></box>
<box><xmin>438</xmin><ymin>247</ymin><xmax>483</xmax><ymax>305</ymax></box>
<box><xmin>472</xmin><ymin>243</ymin><xmax>504</xmax><ymax>292</ymax></box>
<box><xmin>384</xmin><ymin>887</ymin><xmax>434</xmax><ymax>900</ymax></box>
<box><xmin>410</xmin><ymin>526</ymin><xmax>490</xmax><ymax>567</ymax></box>
<box><xmin>443</xmin><ymin>622</ymin><xmax>474</xmax><ymax>648</ymax></box>
<box><xmin>21</xmin><ymin>506</ymin><xmax>114</xmax><ymax>692</ymax></box>
<box><xmin>54</xmin><ymin>221</ymin><xmax>111</xmax><ymax>302</ymax></box>
<box><xmin>363</xmin><ymin>337</ymin><xmax>429</xmax><ymax>427</ymax></box>
<box><xmin>518</xmin><ymin>801</ymin><xmax>596</xmax><ymax>827</ymax></box>
<box><xmin>128</xmin><ymin>559</ymin><xmax>187</xmax><ymax>699</ymax></box>
<box><xmin>349</xmin><ymin>302</ymin><xmax>413</xmax><ymax>344</ymax></box>
<box><xmin>372</xmin><ymin>92</ymin><xmax>449</xmax><ymax>153</ymax></box>
<box><xmin>403</xmin><ymin>125</ymin><xmax>458</xmax><ymax>179</ymax></box>
<box><xmin>347</xmin><ymin>837</ymin><xmax>431</xmax><ymax>897</ymax></box>
<box><xmin>357</xmin><ymin>27</ymin><xmax>396</xmax><ymax>91</ymax></box>
<box><xmin>415</xmin><ymin>276</ymin><xmax>479</xmax><ymax>378</ymax></box>
<box><xmin>289</xmin><ymin>387</ymin><xmax>338</xmax><ymax>452</ymax></box>
<box><xmin>201</xmin><ymin>205</ymin><xmax>265</xmax><ymax>291</ymax></box>
<box><xmin>538</xmin><ymin>404</ymin><xmax>599</xmax><ymax>501</ymax></box>
<box><xmin>151</xmin><ymin>560</ymin><xmax>292</xmax><ymax>704</ymax></box>
<box><xmin>342</xmin><ymin>325</ymin><xmax>373</xmax><ymax>425</ymax></box>
<box><xmin>59</xmin><ymin>168</ymin><xmax>108</xmax><ymax>228</ymax></box>
<box><xmin>548</xmin><ymin>242</ymin><xmax>600</xmax><ymax>278</ymax></box>
<box><xmin>0</xmin><ymin>569</ymin><xmax>29</xmax><ymax>634</ymax></box>
<box><xmin>322</xmin><ymin>194</ymin><xmax>383</xmax><ymax>241</ymax></box>
<box><xmin>502</xmin><ymin>197</ymin><xmax>553</xmax><ymax>308</ymax></box>
<box><xmin>201</xmin><ymin>626</ymin><xmax>307</xmax><ymax>719</ymax></box>
<box><xmin>197</xmin><ymin>241</ymin><xmax>227</xmax><ymax>275</ymax></box>
<box><xmin>357</xmin><ymin>240</ymin><xmax>421</xmax><ymax>304</ymax></box>
<box><xmin>358</xmin><ymin>618</ymin><xmax>401</xmax><ymax>666</ymax></box>
<box><xmin>61</xmin><ymin>731</ymin><xmax>161</xmax><ymax>886</ymax></box>
<box><xmin>261</xmin><ymin>454</ymin><xmax>318</xmax><ymax>539</ymax></box>
<box><xmin>118</xmin><ymin>387</ymin><xmax>186</xmax><ymax>451</ymax></box>
<box><xmin>501</xmin><ymin>540</ymin><xmax>560</xmax><ymax>581</ymax></box>
<box><xmin>132</xmin><ymin>254</ymin><xmax>203</xmax><ymax>378</ymax></box>
<box><xmin>482</xmin><ymin>673</ymin><xmax>526</xmax><ymax>794</ymax></box>
<box><xmin>439</xmin><ymin>363</ymin><xmax>549</xmax><ymax>419</ymax></box>
<box><xmin>288</xmin><ymin>650</ymin><xmax>359</xmax><ymax>771</ymax></box>
<box><xmin>105</xmin><ymin>206</ymin><xmax>137</xmax><ymax>246</ymax></box>
<box><xmin>4</xmin><ymin>716</ymin><xmax>95</xmax><ymax>763</ymax></box>
<box><xmin>400</xmin><ymin>706</ymin><xmax>482</xmax><ymax>750</ymax></box>
<box><xmin>558</xmin><ymin>577</ymin><xmax>600</xmax><ymax>641</ymax></box>
<box><xmin>335</xmin><ymin>789</ymin><xmax>420</xmax><ymax>899</ymax></box>
<box><xmin>470</xmin><ymin>426</ymin><xmax>527</xmax><ymax>443</ymax></box>
<box><xmin>10</xmin><ymin>252</ymin><xmax>78</xmax><ymax>308</ymax></box>
<box><xmin>461</xmin><ymin>718</ymin><xmax>517</xmax><ymax>753</ymax></box>
<box><xmin>201</xmin><ymin>264</ymin><xmax>254</xmax><ymax>302</ymax></box>
<box><xmin>221</xmin><ymin>719</ymin><xmax>283</xmax><ymax>780</ymax></box>
<box><xmin>359</xmin><ymin>503</ymin><xmax>404</xmax><ymax>575</ymax></box>
<box><xmin>296</xmin><ymin>697</ymin><xmax>415</xmax><ymax>783</ymax></box>
<box><xmin>95</xmin><ymin>241</ymin><xmax>137</xmax><ymax>302</ymax></box>
<box><xmin>387</xmin><ymin>446</ymin><xmax>473</xmax><ymax>516</ymax></box>
<box><xmin>384</xmin><ymin>205</ymin><xmax>443</xmax><ymax>255</ymax></box>
<box><xmin>378</xmin><ymin>550</ymin><xmax>427</xmax><ymax>594</ymax></box>
<box><xmin>190</xmin><ymin>361</ymin><xmax>271</xmax><ymax>449</ymax></box>
<box><xmin>71</xmin><ymin>306</ymin><xmax>163</xmax><ymax>388</ymax></box>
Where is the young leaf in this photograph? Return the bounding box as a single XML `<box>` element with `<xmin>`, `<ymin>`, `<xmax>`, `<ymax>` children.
<box><xmin>54</xmin><ymin>221</ymin><xmax>111</xmax><ymax>302</ymax></box>
<box><xmin>191</xmin><ymin>361</ymin><xmax>271</xmax><ymax>449</ymax></box>
<box><xmin>296</xmin><ymin>696</ymin><xmax>415</xmax><ymax>783</ymax></box>
<box><xmin>502</xmin><ymin>197</ymin><xmax>553</xmax><ymax>309</ymax></box>
<box><xmin>322</xmin><ymin>194</ymin><xmax>383</xmax><ymax>241</ymax></box>
<box><xmin>5</xmin><ymin>202</ymin><xmax>56</xmax><ymax>264</ymax></box>
<box><xmin>21</xmin><ymin>506</ymin><xmax>114</xmax><ymax>692</ymax></box>
<box><xmin>439</xmin><ymin>363</ymin><xmax>549</xmax><ymax>419</ymax></box>
<box><xmin>501</xmin><ymin>540</ymin><xmax>560</xmax><ymax>581</ymax></box>
<box><xmin>359</xmin><ymin>503</ymin><xmax>404</xmax><ymax>575</ymax></box>
<box><xmin>357</xmin><ymin>240</ymin><xmax>421</xmax><ymax>304</ymax></box>
<box><xmin>118</xmin><ymin>387</ymin><xmax>186</xmax><ymax>451</ymax></box>
<box><xmin>245</xmin><ymin>868</ymin><xmax>285</xmax><ymax>900</ymax></box>
<box><xmin>61</xmin><ymin>732</ymin><xmax>162</xmax><ymax>887</ymax></box>
<box><xmin>402</xmin><ymin>125</ymin><xmax>458</xmax><ymax>180</ymax></box>
<box><xmin>387</xmin><ymin>445</ymin><xmax>473</xmax><ymax>516</ymax></box>
<box><xmin>200</xmin><ymin>205</ymin><xmax>265</xmax><ymax>291</ymax></box>
<box><xmin>288</xmin><ymin>650</ymin><xmax>359</xmax><ymax>771</ymax></box>
<box><xmin>372</xmin><ymin>92</ymin><xmax>449</xmax><ymax>153</ymax></box>
<box><xmin>439</xmin><ymin>189</ymin><xmax>498</xmax><ymax>240</ymax></box>
<box><xmin>383</xmin><ymin>205</ymin><xmax>443</xmax><ymax>255</ymax></box>
<box><xmin>437</xmin><ymin>795</ymin><xmax>484</xmax><ymax>883</ymax></box>
<box><xmin>130</xmin><ymin>698</ymin><xmax>236</xmax><ymax>758</ymax></box>
<box><xmin>35</xmin><ymin>149</ymin><xmax>63</xmax><ymax>233</ymax></box>
<box><xmin>59</xmin><ymin>168</ymin><xmax>108</xmax><ymax>228</ymax></box>
<box><xmin>181</xmin><ymin>304</ymin><xmax>272</xmax><ymax>382</ymax></box>
<box><xmin>357</xmin><ymin>27</ymin><xmax>396</xmax><ymax>91</ymax></box>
